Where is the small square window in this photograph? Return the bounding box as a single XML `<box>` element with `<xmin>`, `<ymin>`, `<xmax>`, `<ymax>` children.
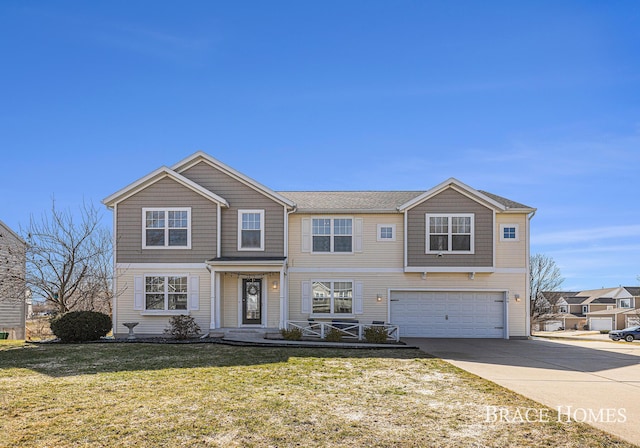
<box><xmin>377</xmin><ymin>224</ymin><xmax>396</xmax><ymax>241</ymax></box>
<box><xmin>500</xmin><ymin>224</ymin><xmax>519</xmax><ymax>241</ymax></box>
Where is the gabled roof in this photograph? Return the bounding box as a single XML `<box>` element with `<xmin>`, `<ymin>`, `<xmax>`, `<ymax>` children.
<box><xmin>102</xmin><ymin>167</ymin><xmax>230</xmax><ymax>208</ymax></box>
<box><xmin>0</xmin><ymin>219</ymin><xmax>25</xmax><ymax>244</ymax></box>
<box><xmin>624</xmin><ymin>287</ymin><xmax>640</xmax><ymax>296</ymax></box>
<box><xmin>539</xmin><ymin>291</ymin><xmax>579</xmax><ymax>303</ymax></box>
<box><xmin>564</xmin><ymin>296</ymin><xmax>588</xmax><ymax>305</ymax></box>
<box><xmin>591</xmin><ymin>297</ymin><xmax>616</xmax><ymax>304</ymax></box>
<box><xmin>279</xmin><ymin>191</ymin><xmax>424</xmax><ymax>213</ymax></box>
<box><xmin>172</xmin><ymin>151</ymin><xmax>295</xmax><ymax>208</ymax></box>
<box><xmin>397</xmin><ymin>177</ymin><xmax>535</xmax><ymax>213</ymax></box>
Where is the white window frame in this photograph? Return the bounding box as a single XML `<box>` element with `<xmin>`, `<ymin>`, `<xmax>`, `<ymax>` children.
<box><xmin>559</xmin><ymin>305</ymin><xmax>568</xmax><ymax>313</ymax></box>
<box><xmin>142</xmin><ymin>207</ymin><xmax>191</xmax><ymax>249</ymax></box>
<box><xmin>582</xmin><ymin>305</ymin><xmax>588</xmax><ymax>314</ymax></box>
<box><xmin>377</xmin><ymin>224</ymin><xmax>396</xmax><ymax>242</ymax></box>
<box><xmin>237</xmin><ymin>210</ymin><xmax>265</xmax><ymax>251</ymax></box>
<box><xmin>500</xmin><ymin>224</ymin><xmax>519</xmax><ymax>242</ymax></box>
<box><xmin>142</xmin><ymin>274</ymin><xmax>189</xmax><ymax>314</ymax></box>
<box><xmin>311</xmin><ymin>217</ymin><xmax>354</xmax><ymax>254</ymax></box>
<box><xmin>310</xmin><ymin>279</ymin><xmax>354</xmax><ymax>317</ymax></box>
<box><xmin>620</xmin><ymin>298</ymin><xmax>631</xmax><ymax>308</ymax></box>
<box><xmin>425</xmin><ymin>213</ymin><xmax>474</xmax><ymax>254</ymax></box>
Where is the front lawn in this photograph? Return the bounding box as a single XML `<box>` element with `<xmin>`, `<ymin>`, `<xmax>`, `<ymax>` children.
<box><xmin>0</xmin><ymin>341</ymin><xmax>633</xmax><ymax>447</ymax></box>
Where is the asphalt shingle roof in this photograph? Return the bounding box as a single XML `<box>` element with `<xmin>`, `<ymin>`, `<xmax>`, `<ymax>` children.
<box><xmin>278</xmin><ymin>191</ymin><xmax>425</xmax><ymax>212</ymax></box>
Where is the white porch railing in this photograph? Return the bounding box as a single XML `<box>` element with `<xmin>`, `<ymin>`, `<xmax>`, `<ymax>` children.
<box><xmin>286</xmin><ymin>320</ymin><xmax>400</xmax><ymax>343</ymax></box>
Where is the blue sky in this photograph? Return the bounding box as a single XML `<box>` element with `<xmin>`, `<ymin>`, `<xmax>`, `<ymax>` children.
<box><xmin>1</xmin><ymin>1</ymin><xmax>638</xmax><ymax>290</ymax></box>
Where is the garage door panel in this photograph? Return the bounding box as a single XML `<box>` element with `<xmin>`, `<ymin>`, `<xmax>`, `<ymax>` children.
<box><xmin>390</xmin><ymin>291</ymin><xmax>505</xmax><ymax>338</ymax></box>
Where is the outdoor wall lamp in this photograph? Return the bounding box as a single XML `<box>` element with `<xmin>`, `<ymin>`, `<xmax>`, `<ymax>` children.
<box><xmin>514</xmin><ymin>294</ymin><xmax>521</xmax><ymax>302</ymax></box>
<box><xmin>272</xmin><ymin>280</ymin><xmax>279</xmax><ymax>290</ymax></box>
<box><xmin>468</xmin><ymin>272</ymin><xmax>475</xmax><ymax>280</ymax></box>
<box><xmin>376</xmin><ymin>294</ymin><xmax>383</xmax><ymax>302</ymax></box>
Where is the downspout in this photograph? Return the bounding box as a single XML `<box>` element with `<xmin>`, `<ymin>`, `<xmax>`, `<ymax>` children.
<box><xmin>282</xmin><ymin>205</ymin><xmax>297</xmax><ymax>328</ymax></box>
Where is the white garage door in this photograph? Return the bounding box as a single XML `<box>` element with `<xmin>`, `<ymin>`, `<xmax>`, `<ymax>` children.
<box><xmin>543</xmin><ymin>321</ymin><xmax>563</xmax><ymax>331</ymax></box>
<box><xmin>589</xmin><ymin>317</ymin><xmax>612</xmax><ymax>331</ymax></box>
<box><xmin>627</xmin><ymin>316</ymin><xmax>640</xmax><ymax>328</ymax></box>
<box><xmin>390</xmin><ymin>291</ymin><xmax>505</xmax><ymax>338</ymax></box>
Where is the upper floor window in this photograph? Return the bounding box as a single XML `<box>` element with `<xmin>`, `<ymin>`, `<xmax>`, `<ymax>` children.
<box><xmin>312</xmin><ymin>218</ymin><xmax>352</xmax><ymax>253</ymax></box>
<box><xmin>312</xmin><ymin>280</ymin><xmax>353</xmax><ymax>315</ymax></box>
<box><xmin>500</xmin><ymin>224</ymin><xmax>519</xmax><ymax>241</ymax></box>
<box><xmin>143</xmin><ymin>208</ymin><xmax>191</xmax><ymax>249</ymax></box>
<box><xmin>238</xmin><ymin>210</ymin><xmax>265</xmax><ymax>251</ymax></box>
<box><xmin>145</xmin><ymin>275</ymin><xmax>188</xmax><ymax>311</ymax></box>
<box><xmin>582</xmin><ymin>305</ymin><xmax>588</xmax><ymax>314</ymax></box>
<box><xmin>426</xmin><ymin>214</ymin><xmax>474</xmax><ymax>253</ymax></box>
<box><xmin>377</xmin><ymin>224</ymin><xmax>396</xmax><ymax>241</ymax></box>
<box><xmin>558</xmin><ymin>305</ymin><xmax>568</xmax><ymax>313</ymax></box>
<box><xmin>620</xmin><ymin>299</ymin><xmax>631</xmax><ymax>308</ymax></box>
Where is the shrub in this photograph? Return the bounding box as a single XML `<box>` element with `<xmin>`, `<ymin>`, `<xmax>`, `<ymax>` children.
<box><xmin>164</xmin><ymin>315</ymin><xmax>201</xmax><ymax>340</ymax></box>
<box><xmin>600</xmin><ymin>330</ymin><xmax>610</xmax><ymax>334</ymax></box>
<box><xmin>364</xmin><ymin>325</ymin><xmax>388</xmax><ymax>344</ymax></box>
<box><xmin>281</xmin><ymin>327</ymin><xmax>303</xmax><ymax>341</ymax></box>
<box><xmin>50</xmin><ymin>311</ymin><xmax>112</xmax><ymax>342</ymax></box>
<box><xmin>324</xmin><ymin>327</ymin><xmax>343</xmax><ymax>342</ymax></box>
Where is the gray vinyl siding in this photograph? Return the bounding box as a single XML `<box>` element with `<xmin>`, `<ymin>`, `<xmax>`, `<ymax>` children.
<box><xmin>116</xmin><ymin>177</ymin><xmax>218</xmax><ymax>263</ymax></box>
<box><xmin>181</xmin><ymin>161</ymin><xmax>285</xmax><ymax>257</ymax></box>
<box><xmin>0</xmin><ymin>222</ymin><xmax>26</xmax><ymax>339</ymax></box>
<box><xmin>407</xmin><ymin>189</ymin><xmax>493</xmax><ymax>268</ymax></box>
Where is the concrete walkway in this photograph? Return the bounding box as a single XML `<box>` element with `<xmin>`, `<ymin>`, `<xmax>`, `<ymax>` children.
<box><xmin>406</xmin><ymin>337</ymin><xmax>640</xmax><ymax>446</ymax></box>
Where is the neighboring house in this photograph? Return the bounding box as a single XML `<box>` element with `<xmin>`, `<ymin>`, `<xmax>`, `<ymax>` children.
<box><xmin>538</xmin><ymin>287</ymin><xmax>640</xmax><ymax>331</ymax></box>
<box><xmin>103</xmin><ymin>151</ymin><xmax>536</xmax><ymax>339</ymax></box>
<box><xmin>0</xmin><ymin>219</ymin><xmax>26</xmax><ymax>339</ymax></box>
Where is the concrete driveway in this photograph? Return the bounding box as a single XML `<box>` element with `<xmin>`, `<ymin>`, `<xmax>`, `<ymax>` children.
<box><xmin>406</xmin><ymin>337</ymin><xmax>640</xmax><ymax>445</ymax></box>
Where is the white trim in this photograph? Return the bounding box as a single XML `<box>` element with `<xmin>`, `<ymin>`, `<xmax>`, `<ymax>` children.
<box><xmin>499</xmin><ymin>223</ymin><xmax>520</xmax><ymax>241</ymax></box>
<box><xmin>425</xmin><ymin>213</ymin><xmax>474</xmax><ymax>254</ymax></box>
<box><xmin>403</xmin><ymin>211</ymin><xmax>408</xmax><ymax>269</ymax></box>
<box><xmin>171</xmin><ymin>151</ymin><xmax>296</xmax><ymax>208</ymax></box>
<box><xmin>112</xmin><ymin>204</ymin><xmax>118</xmax><ymax>333</ymax></box>
<box><xmin>216</xmin><ymin>203</ymin><xmax>222</xmax><ymax>257</ymax></box>
<box><xmin>398</xmin><ymin>178</ymin><xmax>507</xmax><ymax>212</ymax></box>
<box><xmin>210</xmin><ymin>268</ymin><xmax>217</xmax><ymax>329</ymax></box>
<box><xmin>142</xmin><ymin>274</ymin><xmax>192</xmax><ymax>312</ymax></box>
<box><xmin>377</xmin><ymin>224</ymin><xmax>396</xmax><ymax>242</ymax></box>
<box><xmin>289</xmin><ymin>267</ymin><xmax>404</xmax><ymax>273</ymax></box>
<box><xmin>103</xmin><ymin>166</ymin><xmax>229</xmax><ymax>208</ymax></box>
<box><xmin>310</xmin><ymin>216</ymin><xmax>354</xmax><ymax>254</ymax></box>
<box><xmin>404</xmin><ymin>266</ymin><xmax>496</xmax><ymax>273</ymax></box>
<box><xmin>309</xmin><ymin>278</ymin><xmax>355</xmax><ymax>317</ymax></box>
<box><xmin>215</xmin><ymin>272</ymin><xmax>221</xmax><ymax>328</ymax></box>
<box><xmin>142</xmin><ymin>207</ymin><xmax>192</xmax><ymax>249</ymax></box>
<box><xmin>237</xmin><ymin>209</ymin><xmax>265</xmax><ymax>251</ymax></box>
<box><xmin>237</xmin><ymin>276</ymin><xmax>266</xmax><ymax>327</ymax></box>
<box><xmin>116</xmin><ymin>263</ymin><xmax>208</xmax><ymax>270</ymax></box>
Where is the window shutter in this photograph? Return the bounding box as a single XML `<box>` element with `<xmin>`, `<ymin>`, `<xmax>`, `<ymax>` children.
<box><xmin>354</xmin><ymin>281</ymin><xmax>364</xmax><ymax>314</ymax></box>
<box><xmin>189</xmin><ymin>276</ymin><xmax>200</xmax><ymax>311</ymax></box>
<box><xmin>134</xmin><ymin>276</ymin><xmax>144</xmax><ymax>311</ymax></box>
<box><xmin>301</xmin><ymin>281</ymin><xmax>311</xmax><ymax>314</ymax></box>
<box><xmin>354</xmin><ymin>218</ymin><xmax>363</xmax><ymax>252</ymax></box>
<box><xmin>301</xmin><ymin>218</ymin><xmax>311</xmax><ymax>252</ymax></box>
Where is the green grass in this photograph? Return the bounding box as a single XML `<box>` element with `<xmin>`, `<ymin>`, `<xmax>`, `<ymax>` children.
<box><xmin>0</xmin><ymin>341</ymin><xmax>634</xmax><ymax>447</ymax></box>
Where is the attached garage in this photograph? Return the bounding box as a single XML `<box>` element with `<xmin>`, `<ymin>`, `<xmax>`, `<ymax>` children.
<box><xmin>543</xmin><ymin>320</ymin><xmax>563</xmax><ymax>331</ymax></box>
<box><xmin>589</xmin><ymin>317</ymin><xmax>612</xmax><ymax>331</ymax></box>
<box><xmin>626</xmin><ymin>316</ymin><xmax>640</xmax><ymax>328</ymax></box>
<box><xmin>389</xmin><ymin>290</ymin><xmax>506</xmax><ymax>338</ymax></box>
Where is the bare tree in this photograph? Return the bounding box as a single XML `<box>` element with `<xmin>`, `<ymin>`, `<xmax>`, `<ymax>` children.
<box><xmin>24</xmin><ymin>200</ymin><xmax>113</xmax><ymax>314</ymax></box>
<box><xmin>530</xmin><ymin>253</ymin><xmax>564</xmax><ymax>325</ymax></box>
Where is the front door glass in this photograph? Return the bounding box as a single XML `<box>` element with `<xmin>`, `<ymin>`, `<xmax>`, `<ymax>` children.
<box><xmin>243</xmin><ymin>278</ymin><xmax>262</xmax><ymax>325</ymax></box>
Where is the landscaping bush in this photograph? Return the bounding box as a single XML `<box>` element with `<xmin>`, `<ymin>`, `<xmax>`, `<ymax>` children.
<box><xmin>600</xmin><ymin>330</ymin><xmax>610</xmax><ymax>334</ymax></box>
<box><xmin>324</xmin><ymin>327</ymin><xmax>343</xmax><ymax>342</ymax></box>
<box><xmin>50</xmin><ymin>311</ymin><xmax>112</xmax><ymax>342</ymax></box>
<box><xmin>364</xmin><ymin>325</ymin><xmax>388</xmax><ymax>343</ymax></box>
<box><xmin>164</xmin><ymin>315</ymin><xmax>201</xmax><ymax>340</ymax></box>
<box><xmin>281</xmin><ymin>327</ymin><xmax>303</xmax><ymax>341</ymax></box>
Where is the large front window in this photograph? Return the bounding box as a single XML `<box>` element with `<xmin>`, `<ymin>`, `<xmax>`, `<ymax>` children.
<box><xmin>143</xmin><ymin>208</ymin><xmax>190</xmax><ymax>248</ymax></box>
<box><xmin>238</xmin><ymin>210</ymin><xmax>265</xmax><ymax>251</ymax></box>
<box><xmin>312</xmin><ymin>280</ymin><xmax>353</xmax><ymax>314</ymax></box>
<box><xmin>620</xmin><ymin>299</ymin><xmax>631</xmax><ymax>308</ymax></box>
<box><xmin>145</xmin><ymin>276</ymin><xmax>188</xmax><ymax>311</ymax></box>
<box><xmin>426</xmin><ymin>214</ymin><xmax>474</xmax><ymax>253</ymax></box>
<box><xmin>312</xmin><ymin>218</ymin><xmax>352</xmax><ymax>253</ymax></box>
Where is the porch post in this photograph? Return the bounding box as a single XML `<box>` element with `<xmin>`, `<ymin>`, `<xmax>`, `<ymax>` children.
<box><xmin>210</xmin><ymin>268</ymin><xmax>217</xmax><ymax>329</ymax></box>
<box><xmin>279</xmin><ymin>269</ymin><xmax>286</xmax><ymax>329</ymax></box>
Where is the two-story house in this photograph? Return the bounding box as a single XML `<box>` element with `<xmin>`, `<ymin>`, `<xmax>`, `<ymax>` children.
<box><xmin>104</xmin><ymin>152</ymin><xmax>535</xmax><ymax>339</ymax></box>
<box><xmin>0</xmin><ymin>219</ymin><xmax>27</xmax><ymax>339</ymax></box>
